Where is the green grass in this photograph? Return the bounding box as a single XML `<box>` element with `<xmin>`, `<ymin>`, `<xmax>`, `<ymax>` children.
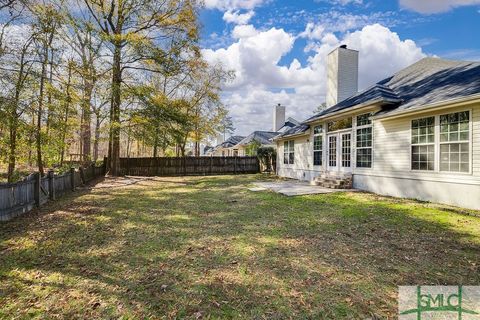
<box><xmin>0</xmin><ymin>174</ymin><xmax>479</xmax><ymax>319</ymax></box>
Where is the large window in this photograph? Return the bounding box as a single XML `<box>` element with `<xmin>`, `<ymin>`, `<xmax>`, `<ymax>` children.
<box><xmin>313</xmin><ymin>125</ymin><xmax>323</xmax><ymax>166</ymax></box>
<box><xmin>283</xmin><ymin>140</ymin><xmax>295</xmax><ymax>165</ymax></box>
<box><xmin>411</xmin><ymin>117</ymin><xmax>435</xmax><ymax>171</ymax></box>
<box><xmin>356</xmin><ymin>113</ymin><xmax>373</xmax><ymax>168</ymax></box>
<box><xmin>327</xmin><ymin>118</ymin><xmax>352</xmax><ymax>132</ymax></box>
<box><xmin>440</xmin><ymin>111</ymin><xmax>470</xmax><ymax>172</ymax></box>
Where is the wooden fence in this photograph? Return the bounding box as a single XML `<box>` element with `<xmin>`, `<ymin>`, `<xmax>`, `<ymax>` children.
<box><xmin>0</xmin><ymin>163</ymin><xmax>105</xmax><ymax>222</ymax></box>
<box><xmin>118</xmin><ymin>156</ymin><xmax>260</xmax><ymax>176</ymax></box>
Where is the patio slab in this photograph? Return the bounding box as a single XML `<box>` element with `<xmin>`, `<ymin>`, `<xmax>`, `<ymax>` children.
<box><xmin>249</xmin><ymin>181</ymin><xmax>354</xmax><ymax>196</ymax></box>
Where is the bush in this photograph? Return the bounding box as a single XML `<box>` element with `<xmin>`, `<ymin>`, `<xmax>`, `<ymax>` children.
<box><xmin>257</xmin><ymin>146</ymin><xmax>276</xmax><ymax>173</ymax></box>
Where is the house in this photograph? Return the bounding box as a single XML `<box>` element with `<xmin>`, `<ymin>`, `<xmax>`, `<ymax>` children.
<box><xmin>233</xmin><ymin>131</ymin><xmax>279</xmax><ymax>156</ymax></box>
<box><xmin>275</xmin><ymin>45</ymin><xmax>480</xmax><ymax>210</ymax></box>
<box><xmin>229</xmin><ymin>104</ymin><xmax>300</xmax><ymax>156</ymax></box>
<box><xmin>207</xmin><ymin>135</ymin><xmax>245</xmax><ymax>156</ymax></box>
<box><xmin>206</xmin><ymin>104</ymin><xmax>299</xmax><ymax>156</ymax></box>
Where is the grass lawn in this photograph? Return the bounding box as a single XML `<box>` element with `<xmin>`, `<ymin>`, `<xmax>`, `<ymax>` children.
<box><xmin>0</xmin><ymin>175</ymin><xmax>479</xmax><ymax>319</ymax></box>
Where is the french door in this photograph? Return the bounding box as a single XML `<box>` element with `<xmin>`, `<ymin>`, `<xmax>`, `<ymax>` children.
<box><xmin>327</xmin><ymin>132</ymin><xmax>352</xmax><ymax>172</ymax></box>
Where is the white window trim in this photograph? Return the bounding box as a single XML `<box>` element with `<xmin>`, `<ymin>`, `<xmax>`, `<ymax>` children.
<box><xmin>355</xmin><ymin>113</ymin><xmax>373</xmax><ymax>169</ymax></box>
<box><xmin>313</xmin><ymin>125</ymin><xmax>323</xmax><ymax>167</ymax></box>
<box><xmin>409</xmin><ymin>109</ymin><xmax>473</xmax><ymax>175</ymax></box>
<box><xmin>410</xmin><ymin>116</ymin><xmax>435</xmax><ymax>172</ymax></box>
<box><xmin>283</xmin><ymin>140</ymin><xmax>295</xmax><ymax>165</ymax></box>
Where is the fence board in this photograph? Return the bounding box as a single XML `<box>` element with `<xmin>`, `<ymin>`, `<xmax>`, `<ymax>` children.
<box><xmin>117</xmin><ymin>157</ymin><xmax>259</xmax><ymax>177</ymax></box>
<box><xmin>0</xmin><ymin>163</ymin><xmax>105</xmax><ymax>221</ymax></box>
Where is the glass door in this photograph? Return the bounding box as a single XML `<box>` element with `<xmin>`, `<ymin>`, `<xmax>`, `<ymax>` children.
<box><xmin>327</xmin><ymin>135</ymin><xmax>338</xmax><ymax>171</ymax></box>
<box><xmin>340</xmin><ymin>133</ymin><xmax>352</xmax><ymax>172</ymax></box>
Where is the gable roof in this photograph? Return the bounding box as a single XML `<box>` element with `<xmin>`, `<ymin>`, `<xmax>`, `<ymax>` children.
<box><xmin>306</xmin><ymin>57</ymin><xmax>480</xmax><ymax>123</ymax></box>
<box><xmin>236</xmin><ymin>131</ymin><xmax>279</xmax><ymax>146</ymax></box>
<box><xmin>277</xmin><ymin>117</ymin><xmax>301</xmax><ymax>132</ymax></box>
<box><xmin>220</xmin><ymin>135</ymin><xmax>245</xmax><ymax>148</ymax></box>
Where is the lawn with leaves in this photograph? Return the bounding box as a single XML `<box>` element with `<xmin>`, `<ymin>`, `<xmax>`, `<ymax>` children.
<box><xmin>0</xmin><ymin>175</ymin><xmax>479</xmax><ymax>319</ymax></box>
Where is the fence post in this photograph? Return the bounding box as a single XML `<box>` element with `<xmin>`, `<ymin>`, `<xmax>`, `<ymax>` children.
<box><xmin>210</xmin><ymin>156</ymin><xmax>213</xmax><ymax>174</ymax></box>
<box><xmin>79</xmin><ymin>166</ymin><xmax>86</xmax><ymax>185</ymax></box>
<box><xmin>234</xmin><ymin>156</ymin><xmax>237</xmax><ymax>175</ymax></box>
<box><xmin>70</xmin><ymin>167</ymin><xmax>75</xmax><ymax>191</ymax></box>
<box><xmin>33</xmin><ymin>172</ymin><xmax>41</xmax><ymax>207</ymax></box>
<box><xmin>91</xmin><ymin>163</ymin><xmax>95</xmax><ymax>179</ymax></box>
<box><xmin>48</xmin><ymin>170</ymin><xmax>55</xmax><ymax>200</ymax></box>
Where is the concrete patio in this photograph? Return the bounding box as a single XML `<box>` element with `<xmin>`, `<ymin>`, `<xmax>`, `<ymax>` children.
<box><xmin>249</xmin><ymin>180</ymin><xmax>354</xmax><ymax>196</ymax></box>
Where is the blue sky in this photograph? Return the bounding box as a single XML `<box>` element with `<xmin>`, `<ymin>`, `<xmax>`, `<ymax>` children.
<box><xmin>199</xmin><ymin>0</ymin><xmax>480</xmax><ymax>136</ymax></box>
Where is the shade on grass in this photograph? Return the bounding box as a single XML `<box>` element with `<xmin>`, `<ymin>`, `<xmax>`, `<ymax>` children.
<box><xmin>0</xmin><ymin>175</ymin><xmax>479</xmax><ymax>319</ymax></box>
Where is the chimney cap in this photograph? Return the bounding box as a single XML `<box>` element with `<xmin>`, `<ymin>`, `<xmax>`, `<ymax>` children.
<box><xmin>340</xmin><ymin>44</ymin><xmax>347</xmax><ymax>49</ymax></box>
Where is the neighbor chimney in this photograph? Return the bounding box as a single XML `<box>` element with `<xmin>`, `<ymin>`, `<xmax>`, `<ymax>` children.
<box><xmin>216</xmin><ymin>134</ymin><xmax>224</xmax><ymax>145</ymax></box>
<box><xmin>273</xmin><ymin>103</ymin><xmax>286</xmax><ymax>132</ymax></box>
<box><xmin>326</xmin><ymin>45</ymin><xmax>358</xmax><ymax>108</ymax></box>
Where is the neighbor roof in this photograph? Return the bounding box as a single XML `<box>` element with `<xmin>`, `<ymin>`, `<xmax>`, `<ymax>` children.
<box><xmin>236</xmin><ymin>131</ymin><xmax>279</xmax><ymax>146</ymax></box>
<box><xmin>211</xmin><ymin>135</ymin><xmax>246</xmax><ymax>153</ymax></box>
<box><xmin>306</xmin><ymin>57</ymin><xmax>480</xmax><ymax>122</ymax></box>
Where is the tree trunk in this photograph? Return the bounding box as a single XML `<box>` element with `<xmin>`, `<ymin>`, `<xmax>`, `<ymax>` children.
<box><xmin>36</xmin><ymin>48</ymin><xmax>48</xmax><ymax>176</ymax></box>
<box><xmin>108</xmin><ymin>42</ymin><xmax>122</xmax><ymax>175</ymax></box>
<box><xmin>81</xmin><ymin>78</ymin><xmax>93</xmax><ymax>162</ymax></box>
<box><xmin>93</xmin><ymin>115</ymin><xmax>101</xmax><ymax>162</ymax></box>
<box><xmin>60</xmin><ymin>62</ymin><xmax>73</xmax><ymax>166</ymax></box>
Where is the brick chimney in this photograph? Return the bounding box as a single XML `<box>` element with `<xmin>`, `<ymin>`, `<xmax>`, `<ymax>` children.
<box><xmin>273</xmin><ymin>103</ymin><xmax>286</xmax><ymax>132</ymax></box>
<box><xmin>326</xmin><ymin>45</ymin><xmax>359</xmax><ymax>108</ymax></box>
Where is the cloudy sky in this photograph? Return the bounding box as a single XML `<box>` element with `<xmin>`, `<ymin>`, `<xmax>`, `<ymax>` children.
<box><xmin>199</xmin><ymin>0</ymin><xmax>480</xmax><ymax>136</ymax></box>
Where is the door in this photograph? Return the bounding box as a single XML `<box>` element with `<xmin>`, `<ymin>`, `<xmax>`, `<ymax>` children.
<box><xmin>327</xmin><ymin>132</ymin><xmax>352</xmax><ymax>172</ymax></box>
<box><xmin>327</xmin><ymin>134</ymin><xmax>337</xmax><ymax>171</ymax></box>
<box><xmin>340</xmin><ymin>132</ymin><xmax>352</xmax><ymax>172</ymax></box>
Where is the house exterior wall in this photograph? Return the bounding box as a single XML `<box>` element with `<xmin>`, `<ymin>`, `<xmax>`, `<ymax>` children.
<box><xmin>276</xmin><ymin>102</ymin><xmax>480</xmax><ymax>209</ymax></box>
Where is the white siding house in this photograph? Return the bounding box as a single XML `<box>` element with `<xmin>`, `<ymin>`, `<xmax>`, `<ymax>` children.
<box><xmin>276</xmin><ymin>46</ymin><xmax>480</xmax><ymax>210</ymax></box>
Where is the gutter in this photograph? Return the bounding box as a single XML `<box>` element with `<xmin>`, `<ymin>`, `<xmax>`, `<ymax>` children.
<box><xmin>372</xmin><ymin>94</ymin><xmax>480</xmax><ymax>120</ymax></box>
<box><xmin>304</xmin><ymin>98</ymin><xmax>400</xmax><ymax>124</ymax></box>
<box><xmin>273</xmin><ymin>129</ymin><xmax>311</xmax><ymax>141</ymax></box>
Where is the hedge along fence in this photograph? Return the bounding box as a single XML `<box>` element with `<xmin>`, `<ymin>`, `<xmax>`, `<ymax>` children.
<box><xmin>0</xmin><ymin>163</ymin><xmax>106</xmax><ymax>222</ymax></box>
<box><xmin>118</xmin><ymin>156</ymin><xmax>260</xmax><ymax>176</ymax></box>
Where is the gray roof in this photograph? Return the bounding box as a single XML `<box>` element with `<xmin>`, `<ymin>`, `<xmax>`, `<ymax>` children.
<box><xmin>211</xmin><ymin>135</ymin><xmax>245</xmax><ymax>152</ymax></box>
<box><xmin>306</xmin><ymin>57</ymin><xmax>480</xmax><ymax>122</ymax></box>
<box><xmin>236</xmin><ymin>131</ymin><xmax>279</xmax><ymax>146</ymax></box>
<box><xmin>277</xmin><ymin>124</ymin><xmax>310</xmax><ymax>138</ymax></box>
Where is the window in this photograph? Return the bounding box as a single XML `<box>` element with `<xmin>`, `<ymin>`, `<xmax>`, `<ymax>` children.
<box><xmin>439</xmin><ymin>111</ymin><xmax>470</xmax><ymax>172</ymax></box>
<box><xmin>283</xmin><ymin>140</ymin><xmax>294</xmax><ymax>165</ymax></box>
<box><xmin>328</xmin><ymin>136</ymin><xmax>337</xmax><ymax>167</ymax></box>
<box><xmin>327</xmin><ymin>118</ymin><xmax>352</xmax><ymax>132</ymax></box>
<box><xmin>341</xmin><ymin>133</ymin><xmax>351</xmax><ymax>167</ymax></box>
<box><xmin>313</xmin><ymin>125</ymin><xmax>323</xmax><ymax>166</ymax></box>
<box><xmin>356</xmin><ymin>113</ymin><xmax>373</xmax><ymax>168</ymax></box>
<box><xmin>411</xmin><ymin>117</ymin><xmax>435</xmax><ymax>171</ymax></box>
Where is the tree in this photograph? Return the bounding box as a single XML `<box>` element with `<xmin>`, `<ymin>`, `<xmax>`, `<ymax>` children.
<box><xmin>218</xmin><ymin>113</ymin><xmax>235</xmax><ymax>140</ymax></box>
<box><xmin>82</xmin><ymin>0</ymin><xmax>200</xmax><ymax>175</ymax></box>
<box><xmin>314</xmin><ymin>102</ymin><xmax>327</xmax><ymax>114</ymax></box>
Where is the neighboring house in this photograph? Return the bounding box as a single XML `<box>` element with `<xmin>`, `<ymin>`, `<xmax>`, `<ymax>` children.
<box><xmin>234</xmin><ymin>131</ymin><xmax>279</xmax><ymax>156</ymax></box>
<box><xmin>228</xmin><ymin>104</ymin><xmax>300</xmax><ymax>155</ymax></box>
<box><xmin>207</xmin><ymin>135</ymin><xmax>245</xmax><ymax>156</ymax></box>
<box><xmin>207</xmin><ymin>104</ymin><xmax>300</xmax><ymax>157</ymax></box>
<box><xmin>275</xmin><ymin>45</ymin><xmax>480</xmax><ymax>210</ymax></box>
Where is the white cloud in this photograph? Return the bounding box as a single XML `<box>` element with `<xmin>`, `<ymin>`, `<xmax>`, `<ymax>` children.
<box><xmin>223</xmin><ymin>10</ymin><xmax>255</xmax><ymax>24</ymax></box>
<box><xmin>204</xmin><ymin>0</ymin><xmax>265</xmax><ymax>10</ymax></box>
<box><xmin>202</xmin><ymin>23</ymin><xmax>426</xmax><ymax>135</ymax></box>
<box><xmin>399</xmin><ymin>0</ymin><xmax>480</xmax><ymax>13</ymax></box>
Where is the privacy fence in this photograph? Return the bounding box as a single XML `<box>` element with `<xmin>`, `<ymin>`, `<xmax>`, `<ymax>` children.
<box><xmin>118</xmin><ymin>156</ymin><xmax>260</xmax><ymax>176</ymax></box>
<box><xmin>0</xmin><ymin>163</ymin><xmax>105</xmax><ymax>221</ymax></box>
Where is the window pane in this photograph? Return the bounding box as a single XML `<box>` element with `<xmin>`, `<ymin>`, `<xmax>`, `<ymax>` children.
<box><xmin>411</xmin><ymin>116</ymin><xmax>434</xmax><ymax>145</ymax></box>
<box><xmin>440</xmin><ymin>142</ymin><xmax>469</xmax><ymax>172</ymax></box>
<box><xmin>341</xmin><ymin>134</ymin><xmax>351</xmax><ymax>168</ymax></box>
<box><xmin>313</xmin><ymin>125</ymin><xmax>323</xmax><ymax>135</ymax></box>
<box><xmin>314</xmin><ymin>151</ymin><xmax>322</xmax><ymax>166</ymax></box>
<box><xmin>356</xmin><ymin>148</ymin><xmax>372</xmax><ymax>168</ymax></box>
<box><xmin>357</xmin><ymin>113</ymin><xmax>372</xmax><ymax>126</ymax></box>
<box><xmin>327</xmin><ymin>118</ymin><xmax>352</xmax><ymax>132</ymax></box>
<box><xmin>411</xmin><ymin>145</ymin><xmax>434</xmax><ymax>171</ymax></box>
